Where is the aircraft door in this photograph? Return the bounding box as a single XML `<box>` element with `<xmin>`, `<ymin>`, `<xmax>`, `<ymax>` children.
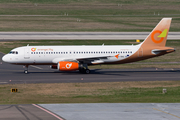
<box><xmin>138</xmin><ymin>47</ymin><xmax>143</xmax><ymax>57</ymax></box>
<box><xmin>24</xmin><ymin>47</ymin><xmax>30</xmax><ymax>59</ymax></box>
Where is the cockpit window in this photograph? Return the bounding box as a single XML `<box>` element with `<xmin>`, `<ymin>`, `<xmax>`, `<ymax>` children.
<box><xmin>9</xmin><ymin>51</ymin><xmax>18</xmax><ymax>54</ymax></box>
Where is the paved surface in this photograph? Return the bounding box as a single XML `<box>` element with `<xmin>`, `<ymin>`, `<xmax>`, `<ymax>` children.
<box><xmin>40</xmin><ymin>103</ymin><xmax>180</xmax><ymax>120</ymax></box>
<box><xmin>0</xmin><ymin>104</ymin><xmax>61</xmax><ymax>120</ymax></box>
<box><xmin>0</xmin><ymin>32</ymin><xmax>179</xmax><ymax>40</ymax></box>
<box><xmin>0</xmin><ymin>53</ymin><xmax>180</xmax><ymax>84</ymax></box>
<box><xmin>1</xmin><ymin>103</ymin><xmax>180</xmax><ymax>120</ymax></box>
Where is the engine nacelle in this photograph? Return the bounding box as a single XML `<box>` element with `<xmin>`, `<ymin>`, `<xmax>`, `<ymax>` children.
<box><xmin>58</xmin><ymin>61</ymin><xmax>79</xmax><ymax>71</ymax></box>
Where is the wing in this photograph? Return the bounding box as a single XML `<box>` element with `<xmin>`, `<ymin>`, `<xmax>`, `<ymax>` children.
<box><xmin>52</xmin><ymin>55</ymin><xmax>112</xmax><ymax>64</ymax></box>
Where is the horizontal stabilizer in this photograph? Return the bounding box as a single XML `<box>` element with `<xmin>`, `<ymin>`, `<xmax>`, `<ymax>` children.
<box><xmin>152</xmin><ymin>47</ymin><xmax>175</xmax><ymax>54</ymax></box>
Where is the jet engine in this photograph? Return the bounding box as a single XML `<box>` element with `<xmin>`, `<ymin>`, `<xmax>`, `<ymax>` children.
<box><xmin>57</xmin><ymin>61</ymin><xmax>79</xmax><ymax>71</ymax></box>
<box><xmin>50</xmin><ymin>61</ymin><xmax>90</xmax><ymax>73</ymax></box>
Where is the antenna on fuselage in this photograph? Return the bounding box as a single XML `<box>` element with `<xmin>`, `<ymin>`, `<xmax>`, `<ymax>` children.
<box><xmin>27</xmin><ymin>44</ymin><xmax>29</xmax><ymax>46</ymax></box>
<box><xmin>102</xmin><ymin>43</ymin><xmax>104</xmax><ymax>46</ymax></box>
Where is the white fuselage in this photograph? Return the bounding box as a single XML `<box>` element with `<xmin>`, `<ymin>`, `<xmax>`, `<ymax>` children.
<box><xmin>2</xmin><ymin>44</ymin><xmax>141</xmax><ymax>65</ymax></box>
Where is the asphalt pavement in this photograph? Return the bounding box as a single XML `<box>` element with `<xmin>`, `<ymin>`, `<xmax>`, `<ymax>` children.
<box><xmin>0</xmin><ymin>53</ymin><xmax>180</xmax><ymax>84</ymax></box>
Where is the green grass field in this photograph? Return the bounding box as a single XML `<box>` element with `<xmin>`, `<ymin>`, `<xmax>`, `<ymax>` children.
<box><xmin>0</xmin><ymin>81</ymin><xmax>180</xmax><ymax>104</ymax></box>
<box><xmin>0</xmin><ymin>0</ymin><xmax>179</xmax><ymax>31</ymax></box>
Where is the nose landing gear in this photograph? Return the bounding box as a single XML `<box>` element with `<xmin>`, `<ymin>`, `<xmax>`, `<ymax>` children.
<box><xmin>24</xmin><ymin>65</ymin><xmax>29</xmax><ymax>74</ymax></box>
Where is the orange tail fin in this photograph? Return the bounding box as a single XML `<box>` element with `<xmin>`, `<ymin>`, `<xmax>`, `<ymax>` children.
<box><xmin>141</xmin><ymin>18</ymin><xmax>172</xmax><ymax>47</ymax></box>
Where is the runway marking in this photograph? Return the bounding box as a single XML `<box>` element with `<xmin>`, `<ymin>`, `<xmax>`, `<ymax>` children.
<box><xmin>153</xmin><ymin>108</ymin><xmax>180</xmax><ymax>119</ymax></box>
<box><xmin>0</xmin><ymin>82</ymin><xmax>8</xmax><ymax>84</ymax></box>
<box><xmin>30</xmin><ymin>65</ymin><xmax>43</xmax><ymax>70</ymax></box>
<box><xmin>32</xmin><ymin>104</ymin><xmax>64</xmax><ymax>120</ymax></box>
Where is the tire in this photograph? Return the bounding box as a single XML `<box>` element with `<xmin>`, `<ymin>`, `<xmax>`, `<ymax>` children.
<box><xmin>85</xmin><ymin>69</ymin><xmax>90</xmax><ymax>74</ymax></box>
<box><xmin>79</xmin><ymin>69</ymin><xmax>90</xmax><ymax>74</ymax></box>
<box><xmin>24</xmin><ymin>70</ymin><xmax>28</xmax><ymax>74</ymax></box>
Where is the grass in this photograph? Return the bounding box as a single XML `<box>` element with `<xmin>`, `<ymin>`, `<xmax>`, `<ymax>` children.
<box><xmin>0</xmin><ymin>81</ymin><xmax>180</xmax><ymax>104</ymax></box>
<box><xmin>0</xmin><ymin>0</ymin><xmax>179</xmax><ymax>31</ymax></box>
<box><xmin>0</xmin><ymin>16</ymin><xmax>179</xmax><ymax>32</ymax></box>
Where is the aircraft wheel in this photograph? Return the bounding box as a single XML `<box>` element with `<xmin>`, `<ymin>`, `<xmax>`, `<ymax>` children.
<box><xmin>79</xmin><ymin>69</ymin><xmax>90</xmax><ymax>74</ymax></box>
<box><xmin>85</xmin><ymin>69</ymin><xmax>90</xmax><ymax>74</ymax></box>
<box><xmin>24</xmin><ymin>70</ymin><xmax>28</xmax><ymax>74</ymax></box>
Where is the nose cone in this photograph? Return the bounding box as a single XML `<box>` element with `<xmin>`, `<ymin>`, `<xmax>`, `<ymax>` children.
<box><xmin>2</xmin><ymin>55</ymin><xmax>8</xmax><ymax>62</ymax></box>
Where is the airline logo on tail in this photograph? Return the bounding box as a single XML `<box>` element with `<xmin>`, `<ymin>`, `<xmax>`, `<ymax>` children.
<box><xmin>151</xmin><ymin>29</ymin><xmax>168</xmax><ymax>43</ymax></box>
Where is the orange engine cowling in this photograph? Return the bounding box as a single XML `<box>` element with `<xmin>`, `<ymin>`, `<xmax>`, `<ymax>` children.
<box><xmin>58</xmin><ymin>61</ymin><xmax>79</xmax><ymax>71</ymax></box>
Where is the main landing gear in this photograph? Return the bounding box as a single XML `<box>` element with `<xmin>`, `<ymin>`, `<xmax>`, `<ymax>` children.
<box><xmin>79</xmin><ymin>68</ymin><xmax>90</xmax><ymax>74</ymax></box>
<box><xmin>24</xmin><ymin>65</ymin><xmax>29</xmax><ymax>74</ymax></box>
<box><xmin>79</xmin><ymin>64</ymin><xmax>90</xmax><ymax>74</ymax></box>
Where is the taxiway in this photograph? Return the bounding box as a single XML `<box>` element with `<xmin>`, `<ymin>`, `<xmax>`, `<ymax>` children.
<box><xmin>0</xmin><ymin>53</ymin><xmax>180</xmax><ymax>84</ymax></box>
<box><xmin>0</xmin><ymin>32</ymin><xmax>179</xmax><ymax>40</ymax></box>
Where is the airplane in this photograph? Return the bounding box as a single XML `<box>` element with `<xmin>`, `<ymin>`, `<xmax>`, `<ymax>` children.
<box><xmin>2</xmin><ymin>18</ymin><xmax>175</xmax><ymax>74</ymax></box>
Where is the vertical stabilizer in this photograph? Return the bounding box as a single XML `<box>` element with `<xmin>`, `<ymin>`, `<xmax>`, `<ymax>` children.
<box><xmin>141</xmin><ymin>18</ymin><xmax>172</xmax><ymax>47</ymax></box>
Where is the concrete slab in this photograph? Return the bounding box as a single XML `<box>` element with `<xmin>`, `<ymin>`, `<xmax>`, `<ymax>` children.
<box><xmin>0</xmin><ymin>32</ymin><xmax>179</xmax><ymax>40</ymax></box>
<box><xmin>40</xmin><ymin>103</ymin><xmax>180</xmax><ymax>120</ymax></box>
